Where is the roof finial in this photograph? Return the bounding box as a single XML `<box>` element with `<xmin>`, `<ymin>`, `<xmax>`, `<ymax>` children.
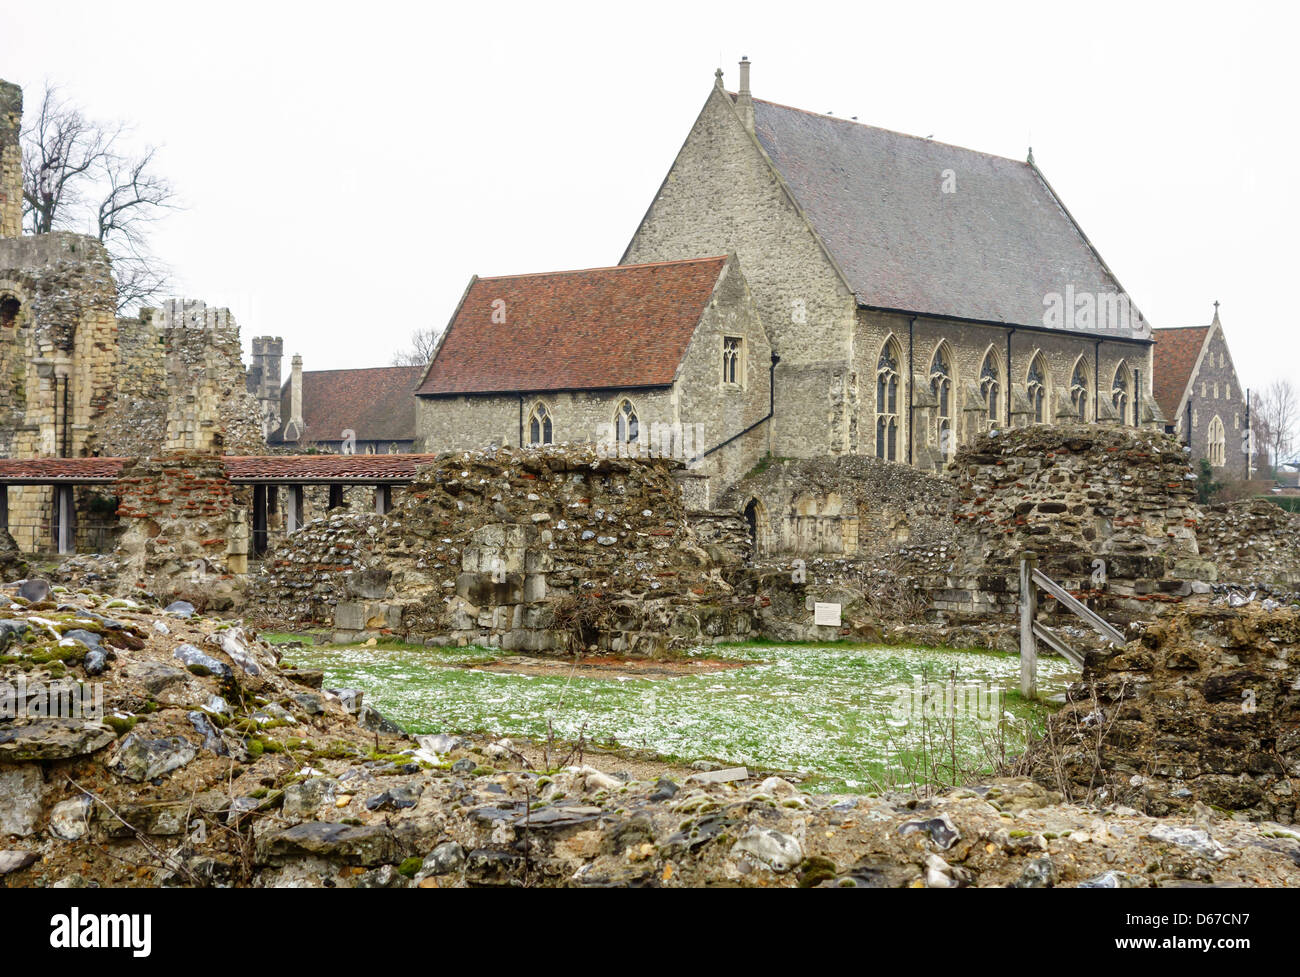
<box><xmin>1027</xmin><ymin>146</ymin><xmax>1034</xmax><ymax>164</ymax></box>
<box><xmin>714</xmin><ymin>67</ymin><xmax>724</xmax><ymax>88</ymax></box>
<box><xmin>1212</xmin><ymin>299</ymin><xmax>1220</xmax><ymax>324</ymax></box>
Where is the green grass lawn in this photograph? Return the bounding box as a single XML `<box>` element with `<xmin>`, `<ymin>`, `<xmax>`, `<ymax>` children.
<box><xmin>288</xmin><ymin>640</ymin><xmax>1076</xmax><ymax>793</ymax></box>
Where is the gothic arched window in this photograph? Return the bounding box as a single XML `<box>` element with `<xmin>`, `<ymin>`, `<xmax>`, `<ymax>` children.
<box><xmin>1112</xmin><ymin>363</ymin><xmax>1131</xmax><ymax>425</ymax></box>
<box><xmin>930</xmin><ymin>345</ymin><xmax>954</xmax><ymax>458</ymax></box>
<box><xmin>1208</xmin><ymin>415</ymin><xmax>1226</xmax><ymax>467</ymax></box>
<box><xmin>528</xmin><ymin>401</ymin><xmax>553</xmax><ymax>445</ymax></box>
<box><xmin>980</xmin><ymin>351</ymin><xmax>1000</xmax><ymax>426</ymax></box>
<box><xmin>875</xmin><ymin>340</ymin><xmax>900</xmax><ymax>461</ymax></box>
<box><xmin>1070</xmin><ymin>359</ymin><xmax>1090</xmax><ymax>422</ymax></box>
<box><xmin>1027</xmin><ymin>353</ymin><xmax>1047</xmax><ymax>424</ymax></box>
<box><xmin>615</xmin><ymin>399</ymin><xmax>639</xmax><ymax>443</ymax></box>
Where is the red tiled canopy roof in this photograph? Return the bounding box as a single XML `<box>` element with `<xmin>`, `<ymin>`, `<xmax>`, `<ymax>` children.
<box><xmin>222</xmin><ymin>454</ymin><xmax>441</xmax><ymax>482</ymax></box>
<box><xmin>1152</xmin><ymin>326</ymin><xmax>1210</xmax><ymax>420</ymax></box>
<box><xmin>0</xmin><ymin>457</ymin><xmax>128</xmax><ymax>482</ymax></box>
<box><xmin>272</xmin><ymin>366</ymin><xmax>422</xmax><ymax>445</ymax></box>
<box><xmin>416</xmin><ymin>256</ymin><xmax>730</xmax><ymax>396</ymax></box>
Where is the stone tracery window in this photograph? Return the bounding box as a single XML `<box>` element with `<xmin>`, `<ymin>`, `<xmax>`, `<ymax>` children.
<box><xmin>527</xmin><ymin>401</ymin><xmax>553</xmax><ymax>445</ymax></box>
<box><xmin>615</xmin><ymin>399</ymin><xmax>639</xmax><ymax>444</ymax></box>
<box><xmin>1113</xmin><ymin>363</ymin><xmax>1131</xmax><ymax>425</ymax></box>
<box><xmin>1070</xmin><ymin>359</ymin><xmax>1090</xmax><ymax>422</ymax></box>
<box><xmin>875</xmin><ymin>339</ymin><xmax>900</xmax><ymax>461</ymax></box>
<box><xmin>930</xmin><ymin>345</ymin><xmax>954</xmax><ymax>459</ymax></box>
<box><xmin>1208</xmin><ymin>415</ymin><xmax>1226</xmax><ymax>467</ymax></box>
<box><xmin>722</xmin><ymin>337</ymin><xmax>743</xmax><ymax>385</ymax></box>
<box><xmin>1027</xmin><ymin>353</ymin><xmax>1047</xmax><ymax>424</ymax></box>
<box><xmin>980</xmin><ymin>351</ymin><xmax>1000</xmax><ymax>427</ymax></box>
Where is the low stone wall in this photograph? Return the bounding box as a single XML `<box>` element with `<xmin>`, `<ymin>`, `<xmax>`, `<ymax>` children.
<box><xmin>296</xmin><ymin>447</ymin><xmax>756</xmax><ymax>653</ymax></box>
<box><xmin>717</xmin><ymin>454</ymin><xmax>956</xmax><ymax>558</ymax></box>
<box><xmin>250</xmin><ymin>509</ymin><xmax>381</xmax><ymax>626</ymax></box>
<box><xmin>1031</xmin><ymin>602</ymin><xmax>1300</xmax><ymax>822</ymax></box>
<box><xmin>1198</xmin><ymin>499</ymin><xmax>1300</xmax><ymax>589</ymax></box>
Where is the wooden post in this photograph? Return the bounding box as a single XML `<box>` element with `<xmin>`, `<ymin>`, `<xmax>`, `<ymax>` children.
<box><xmin>287</xmin><ymin>485</ymin><xmax>304</xmax><ymax>534</ymax></box>
<box><xmin>252</xmin><ymin>484</ymin><xmax>267</xmax><ymax>556</ymax></box>
<box><xmin>0</xmin><ymin>485</ymin><xmax>8</xmax><ymax>531</ymax></box>
<box><xmin>1020</xmin><ymin>551</ymin><xmax>1038</xmax><ymax>699</ymax></box>
<box><xmin>328</xmin><ymin>484</ymin><xmax>344</xmax><ymax>509</ymax></box>
<box><xmin>374</xmin><ymin>484</ymin><xmax>391</xmax><ymax>515</ymax></box>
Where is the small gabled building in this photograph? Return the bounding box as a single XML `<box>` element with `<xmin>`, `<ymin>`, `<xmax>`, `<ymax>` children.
<box><xmin>269</xmin><ymin>363</ymin><xmax>423</xmax><ymax>454</ymax></box>
<box><xmin>1153</xmin><ymin>304</ymin><xmax>1249</xmax><ymax>481</ymax></box>
<box><xmin>414</xmin><ymin>255</ymin><xmax>772</xmax><ymax>504</ymax></box>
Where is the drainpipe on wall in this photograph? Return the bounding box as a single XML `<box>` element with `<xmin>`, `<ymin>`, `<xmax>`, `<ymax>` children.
<box><xmin>1094</xmin><ymin>341</ymin><xmax>1101</xmax><ymax>421</ymax></box>
<box><xmin>1134</xmin><ymin>368</ymin><xmax>1141</xmax><ymax>426</ymax></box>
<box><xmin>699</xmin><ymin>351</ymin><xmax>780</xmax><ymax>460</ymax></box>
<box><xmin>518</xmin><ymin>396</ymin><xmax>524</xmax><ymax>448</ymax></box>
<box><xmin>1005</xmin><ymin>327</ymin><xmax>1014</xmax><ymax>427</ymax></box>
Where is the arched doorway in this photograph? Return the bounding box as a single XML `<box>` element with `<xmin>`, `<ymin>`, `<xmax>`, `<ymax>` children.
<box><xmin>742</xmin><ymin>497</ymin><xmax>769</xmax><ymax>556</ymax></box>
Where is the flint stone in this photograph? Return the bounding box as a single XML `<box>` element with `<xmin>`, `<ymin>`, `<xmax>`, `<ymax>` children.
<box><xmin>18</xmin><ymin>579</ymin><xmax>50</xmax><ymax>603</ymax></box>
<box><xmin>730</xmin><ymin>826</ymin><xmax>803</xmax><ymax>873</ymax></box>
<box><xmin>259</xmin><ymin>821</ymin><xmax>397</xmax><ymax>867</ymax></box>
<box><xmin>898</xmin><ymin>813</ymin><xmax>961</xmax><ymax>851</ymax></box>
<box><xmin>164</xmin><ymin>601</ymin><xmax>195</xmax><ymax>618</ymax></box>
<box><xmin>282</xmin><ymin>778</ymin><xmax>339</xmax><ymax>819</ymax></box>
<box><xmin>1148</xmin><ymin>824</ymin><xmax>1231</xmax><ymax>862</ymax></box>
<box><xmin>173</xmin><ymin>643</ymin><xmax>232</xmax><ymax>679</ymax></box>
<box><xmin>0</xmin><ymin>766</ymin><xmax>44</xmax><ymax>836</ymax></box>
<box><xmin>48</xmin><ymin>796</ymin><xmax>92</xmax><ymax>841</ymax></box>
<box><xmin>0</xmin><ymin>850</ymin><xmax>37</xmax><ymax>875</ymax></box>
<box><xmin>417</xmin><ymin>841</ymin><xmax>466</xmax><ymax>879</ymax></box>
<box><xmin>122</xmin><ymin>661</ymin><xmax>189</xmax><ymax>694</ymax></box>
<box><xmin>108</xmin><ymin>733</ymin><xmax>198</xmax><ymax>782</ymax></box>
<box><xmin>0</xmin><ymin>719</ymin><xmax>116</xmax><ymax>762</ymax></box>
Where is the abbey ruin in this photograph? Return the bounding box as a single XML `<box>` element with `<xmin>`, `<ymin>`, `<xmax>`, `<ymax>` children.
<box><xmin>0</xmin><ymin>62</ymin><xmax>1296</xmax><ymax>893</ymax></box>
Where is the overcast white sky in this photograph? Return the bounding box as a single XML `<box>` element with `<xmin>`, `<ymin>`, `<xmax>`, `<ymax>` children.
<box><xmin>4</xmin><ymin>0</ymin><xmax>1296</xmax><ymax>391</ymax></box>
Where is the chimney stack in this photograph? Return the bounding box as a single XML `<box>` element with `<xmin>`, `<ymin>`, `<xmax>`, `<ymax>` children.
<box><xmin>736</xmin><ymin>57</ymin><xmax>754</xmax><ymax>133</ymax></box>
<box><xmin>284</xmin><ymin>353</ymin><xmax>304</xmax><ymax>442</ymax></box>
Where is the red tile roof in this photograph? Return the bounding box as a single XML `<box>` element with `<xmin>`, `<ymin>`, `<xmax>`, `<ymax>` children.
<box><xmin>1152</xmin><ymin>326</ymin><xmax>1210</xmax><ymax>420</ymax></box>
<box><xmin>273</xmin><ymin>366</ymin><xmax>422</xmax><ymax>445</ymax></box>
<box><xmin>416</xmin><ymin>256</ymin><xmax>729</xmax><ymax>396</ymax></box>
<box><xmin>0</xmin><ymin>457</ymin><xmax>128</xmax><ymax>482</ymax></box>
<box><xmin>0</xmin><ymin>455</ymin><xmax>436</xmax><ymax>484</ymax></box>
<box><xmin>223</xmin><ymin>454</ymin><xmax>440</xmax><ymax>482</ymax></box>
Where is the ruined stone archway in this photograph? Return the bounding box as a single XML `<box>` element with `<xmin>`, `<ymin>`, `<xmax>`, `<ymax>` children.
<box><xmin>742</xmin><ymin>497</ymin><xmax>770</xmax><ymax>557</ymax></box>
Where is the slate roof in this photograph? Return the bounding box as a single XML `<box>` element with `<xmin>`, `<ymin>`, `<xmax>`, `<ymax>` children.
<box><xmin>1152</xmin><ymin>325</ymin><xmax>1211</xmax><ymax>420</ymax></box>
<box><xmin>746</xmin><ymin>97</ymin><xmax>1143</xmax><ymax>336</ymax></box>
<box><xmin>272</xmin><ymin>366</ymin><xmax>422</xmax><ymax>445</ymax></box>
<box><xmin>415</xmin><ymin>257</ymin><xmax>729</xmax><ymax>396</ymax></box>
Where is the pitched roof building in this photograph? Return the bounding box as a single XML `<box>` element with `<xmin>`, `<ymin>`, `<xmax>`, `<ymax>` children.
<box><xmin>415</xmin><ymin>254</ymin><xmax>772</xmax><ymax>504</ymax></box>
<box><xmin>1153</xmin><ymin>305</ymin><xmax>1249</xmax><ymax>480</ymax></box>
<box><xmin>270</xmin><ymin>364</ymin><xmax>423</xmax><ymax>453</ymax></box>
<box><xmin>622</xmin><ymin>59</ymin><xmax>1160</xmax><ymax>472</ymax></box>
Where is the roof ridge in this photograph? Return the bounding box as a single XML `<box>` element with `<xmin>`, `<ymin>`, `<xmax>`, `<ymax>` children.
<box><xmin>475</xmin><ymin>255</ymin><xmax>728</xmax><ymax>282</ymax></box>
<box><xmin>744</xmin><ymin>94</ymin><xmax>1032</xmax><ymax>168</ymax></box>
<box><xmin>1152</xmin><ymin>325</ymin><xmax>1212</xmax><ymax>332</ymax></box>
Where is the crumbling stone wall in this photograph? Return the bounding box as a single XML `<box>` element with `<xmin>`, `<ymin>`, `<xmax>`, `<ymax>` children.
<box><xmin>1198</xmin><ymin>499</ymin><xmax>1300</xmax><ymax>589</ymax></box>
<box><xmin>98</xmin><ymin>299</ymin><xmax>266</xmax><ymax>455</ymax></box>
<box><xmin>252</xmin><ymin>508</ymin><xmax>381</xmax><ymax>626</ymax></box>
<box><xmin>719</xmin><ymin>454</ymin><xmax>956</xmax><ymax>558</ymax></box>
<box><xmin>0</xmin><ymin>80</ymin><xmax>20</xmax><ymax>240</ymax></box>
<box><xmin>114</xmin><ymin>453</ymin><xmax>248</xmax><ymax>608</ymax></box>
<box><xmin>253</xmin><ymin>446</ymin><xmax>755</xmax><ymax>653</ymax></box>
<box><xmin>1033</xmin><ymin>602</ymin><xmax>1300</xmax><ymax>822</ymax></box>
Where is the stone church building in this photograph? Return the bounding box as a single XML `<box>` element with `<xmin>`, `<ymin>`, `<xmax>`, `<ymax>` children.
<box><xmin>1153</xmin><ymin>305</ymin><xmax>1249</xmax><ymax>481</ymax></box>
<box><xmin>416</xmin><ymin>59</ymin><xmax>1163</xmax><ymax>502</ymax></box>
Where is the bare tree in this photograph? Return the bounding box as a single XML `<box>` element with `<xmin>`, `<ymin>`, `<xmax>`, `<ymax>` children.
<box><xmin>1253</xmin><ymin>379</ymin><xmax>1299</xmax><ymax>475</ymax></box>
<box><xmin>21</xmin><ymin>82</ymin><xmax>178</xmax><ymax>313</ymax></box>
<box><xmin>391</xmin><ymin>326</ymin><xmax>443</xmax><ymax>367</ymax></box>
